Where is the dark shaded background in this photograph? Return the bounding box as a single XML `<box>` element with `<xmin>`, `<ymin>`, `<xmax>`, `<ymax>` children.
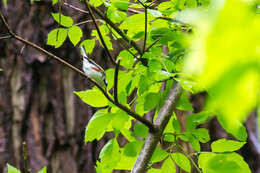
<box><xmin>0</xmin><ymin>0</ymin><xmax>259</xmax><ymax>173</ymax></box>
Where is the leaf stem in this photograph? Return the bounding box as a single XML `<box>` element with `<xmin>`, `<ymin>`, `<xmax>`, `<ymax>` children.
<box><xmin>22</xmin><ymin>141</ymin><xmax>31</xmax><ymax>173</ymax></box>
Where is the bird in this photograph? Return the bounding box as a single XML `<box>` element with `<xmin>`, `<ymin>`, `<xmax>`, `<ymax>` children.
<box><xmin>80</xmin><ymin>46</ymin><xmax>107</xmax><ymax>89</ymax></box>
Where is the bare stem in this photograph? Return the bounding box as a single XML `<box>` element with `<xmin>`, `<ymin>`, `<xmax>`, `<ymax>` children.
<box><xmin>22</xmin><ymin>142</ymin><xmax>31</xmax><ymax>173</ymax></box>
<box><xmin>114</xmin><ymin>59</ymin><xmax>121</xmax><ymax>104</ymax></box>
<box><xmin>63</xmin><ymin>2</ymin><xmax>89</xmax><ymax>14</ymax></box>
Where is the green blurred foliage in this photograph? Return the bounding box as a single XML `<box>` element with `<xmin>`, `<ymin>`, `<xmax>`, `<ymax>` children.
<box><xmin>181</xmin><ymin>0</ymin><xmax>260</xmax><ymax>140</ymax></box>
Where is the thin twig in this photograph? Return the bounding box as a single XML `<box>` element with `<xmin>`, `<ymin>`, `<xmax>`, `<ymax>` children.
<box><xmin>22</xmin><ymin>141</ymin><xmax>31</xmax><ymax>173</ymax></box>
<box><xmin>148</xmin><ymin>0</ymin><xmax>158</xmax><ymax>7</ymax></box>
<box><xmin>74</xmin><ymin>19</ymin><xmax>104</xmax><ymax>26</ymax></box>
<box><xmin>0</xmin><ymin>35</ymin><xmax>11</xmax><ymax>39</ymax></box>
<box><xmin>143</xmin><ymin>6</ymin><xmax>148</xmax><ymax>53</ymax></box>
<box><xmin>137</xmin><ymin>0</ymin><xmax>146</xmax><ymax>7</ymax></box>
<box><xmin>63</xmin><ymin>2</ymin><xmax>89</xmax><ymax>14</ymax></box>
<box><xmin>0</xmin><ymin>10</ymin><xmax>157</xmax><ymax>132</ymax></box>
<box><xmin>176</xmin><ymin>144</ymin><xmax>202</xmax><ymax>173</ymax></box>
<box><xmin>114</xmin><ymin>58</ymin><xmax>121</xmax><ymax>104</ymax></box>
<box><xmin>145</xmin><ymin>37</ymin><xmax>160</xmax><ymax>52</ymax></box>
<box><xmin>84</xmin><ymin>1</ymin><xmax>143</xmax><ymax>55</ymax></box>
<box><xmin>84</xmin><ymin>0</ymin><xmax>116</xmax><ymax>66</ymax></box>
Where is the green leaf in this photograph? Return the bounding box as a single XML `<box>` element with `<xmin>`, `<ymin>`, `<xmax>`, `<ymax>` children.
<box><xmin>161</xmin><ymin>157</ymin><xmax>176</xmax><ymax>173</ymax></box>
<box><xmin>99</xmin><ymin>138</ymin><xmax>120</xmax><ymax>171</ymax></box>
<box><xmin>68</xmin><ymin>25</ymin><xmax>82</xmax><ymax>46</ymax></box>
<box><xmin>192</xmin><ymin>128</ymin><xmax>210</xmax><ymax>143</ymax></box>
<box><xmin>138</xmin><ymin>75</ymin><xmax>149</xmax><ymax>96</ymax></box>
<box><xmin>37</xmin><ymin>166</ymin><xmax>47</xmax><ymax>173</ymax></box>
<box><xmin>46</xmin><ymin>28</ymin><xmax>67</xmax><ymax>48</ymax></box>
<box><xmin>150</xmin><ymin>147</ymin><xmax>168</xmax><ymax>163</ymax></box>
<box><xmin>198</xmin><ymin>153</ymin><xmax>251</xmax><ymax>173</ymax></box>
<box><xmin>176</xmin><ymin>91</ymin><xmax>193</xmax><ymax>111</ymax></box>
<box><xmin>186</xmin><ymin>111</ymin><xmax>210</xmax><ymax>131</ymax></box>
<box><xmin>51</xmin><ymin>13</ymin><xmax>73</xmax><ymax>27</ymax></box>
<box><xmin>0</xmin><ymin>68</ymin><xmax>3</xmax><ymax>71</ymax></box>
<box><xmin>172</xmin><ymin>116</ymin><xmax>181</xmax><ymax>133</ymax></box>
<box><xmin>217</xmin><ymin>115</ymin><xmax>248</xmax><ymax>141</ymax></box>
<box><xmin>74</xmin><ymin>88</ymin><xmax>109</xmax><ymax>107</ymax></box>
<box><xmin>171</xmin><ymin>152</ymin><xmax>191</xmax><ymax>172</ymax></box>
<box><xmin>111</xmin><ymin>0</ymin><xmax>129</xmax><ymax>10</ymax></box>
<box><xmin>89</xmin><ymin>0</ymin><xmax>104</xmax><ymax>7</ymax></box>
<box><xmin>107</xmin><ymin>7</ymin><xmax>127</xmax><ymax>23</ymax></box>
<box><xmin>84</xmin><ymin>110</ymin><xmax>114</xmax><ymax>143</ymax></box>
<box><xmin>111</xmin><ymin>110</ymin><xmax>130</xmax><ymax>130</ymax></box>
<box><xmin>52</xmin><ymin>0</ymin><xmax>58</xmax><ymax>5</ymax></box>
<box><xmin>134</xmin><ymin>124</ymin><xmax>148</xmax><ymax>138</ymax></box>
<box><xmin>182</xmin><ymin>0</ymin><xmax>260</xmax><ymax>135</ymax></box>
<box><xmin>117</xmin><ymin>50</ymin><xmax>134</xmax><ymax>69</ymax></box>
<box><xmin>80</xmin><ymin>39</ymin><xmax>96</xmax><ymax>54</ymax></box>
<box><xmin>144</xmin><ymin>92</ymin><xmax>160</xmax><ymax>111</ymax></box>
<box><xmin>123</xmin><ymin>140</ymin><xmax>144</xmax><ymax>157</ymax></box>
<box><xmin>211</xmin><ymin>139</ymin><xmax>246</xmax><ymax>153</ymax></box>
<box><xmin>148</xmin><ymin>59</ymin><xmax>162</xmax><ymax>72</ymax></box>
<box><xmin>7</xmin><ymin>164</ymin><xmax>21</xmax><ymax>173</ymax></box>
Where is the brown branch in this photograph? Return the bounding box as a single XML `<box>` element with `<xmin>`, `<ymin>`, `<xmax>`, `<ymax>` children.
<box><xmin>137</xmin><ymin>0</ymin><xmax>146</xmax><ymax>7</ymax></box>
<box><xmin>84</xmin><ymin>1</ymin><xmax>143</xmax><ymax>55</ymax></box>
<box><xmin>0</xmin><ymin>10</ymin><xmax>157</xmax><ymax>132</ymax></box>
<box><xmin>114</xmin><ymin>59</ymin><xmax>121</xmax><ymax>104</ymax></box>
<box><xmin>22</xmin><ymin>141</ymin><xmax>31</xmax><ymax>173</ymax></box>
<box><xmin>131</xmin><ymin>83</ymin><xmax>182</xmax><ymax>173</ymax></box>
<box><xmin>84</xmin><ymin>0</ymin><xmax>116</xmax><ymax>66</ymax></box>
<box><xmin>0</xmin><ymin>35</ymin><xmax>11</xmax><ymax>39</ymax></box>
<box><xmin>145</xmin><ymin>38</ymin><xmax>160</xmax><ymax>52</ymax></box>
<box><xmin>63</xmin><ymin>2</ymin><xmax>89</xmax><ymax>14</ymax></box>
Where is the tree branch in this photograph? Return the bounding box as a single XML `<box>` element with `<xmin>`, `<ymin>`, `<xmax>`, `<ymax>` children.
<box><xmin>84</xmin><ymin>0</ymin><xmax>116</xmax><ymax>66</ymax></box>
<box><xmin>63</xmin><ymin>2</ymin><xmax>89</xmax><ymax>14</ymax></box>
<box><xmin>114</xmin><ymin>59</ymin><xmax>121</xmax><ymax>104</ymax></box>
<box><xmin>0</xmin><ymin>10</ymin><xmax>157</xmax><ymax>132</ymax></box>
<box><xmin>131</xmin><ymin>83</ymin><xmax>182</xmax><ymax>173</ymax></box>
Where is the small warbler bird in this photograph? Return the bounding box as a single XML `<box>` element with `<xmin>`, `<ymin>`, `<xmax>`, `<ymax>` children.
<box><xmin>80</xmin><ymin>46</ymin><xmax>107</xmax><ymax>89</ymax></box>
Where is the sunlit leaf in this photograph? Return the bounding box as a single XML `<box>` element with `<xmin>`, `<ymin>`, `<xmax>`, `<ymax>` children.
<box><xmin>68</xmin><ymin>25</ymin><xmax>82</xmax><ymax>46</ymax></box>
<box><xmin>84</xmin><ymin>110</ymin><xmax>114</xmax><ymax>143</ymax></box>
<box><xmin>74</xmin><ymin>88</ymin><xmax>109</xmax><ymax>107</ymax></box>
<box><xmin>211</xmin><ymin>139</ymin><xmax>246</xmax><ymax>152</ymax></box>
<box><xmin>7</xmin><ymin>164</ymin><xmax>21</xmax><ymax>173</ymax></box>
<box><xmin>37</xmin><ymin>166</ymin><xmax>47</xmax><ymax>173</ymax></box>
<box><xmin>46</xmin><ymin>28</ymin><xmax>67</xmax><ymax>48</ymax></box>
<box><xmin>80</xmin><ymin>39</ymin><xmax>96</xmax><ymax>54</ymax></box>
<box><xmin>172</xmin><ymin>152</ymin><xmax>191</xmax><ymax>172</ymax></box>
<box><xmin>51</xmin><ymin>13</ymin><xmax>73</xmax><ymax>27</ymax></box>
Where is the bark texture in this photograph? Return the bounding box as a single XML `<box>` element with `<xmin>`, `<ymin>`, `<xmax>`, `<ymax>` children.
<box><xmin>0</xmin><ymin>1</ymin><xmax>113</xmax><ymax>172</ymax></box>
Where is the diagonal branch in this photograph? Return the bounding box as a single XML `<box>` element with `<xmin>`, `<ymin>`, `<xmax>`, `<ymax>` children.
<box><xmin>0</xmin><ymin>10</ymin><xmax>157</xmax><ymax>133</ymax></box>
<box><xmin>131</xmin><ymin>83</ymin><xmax>182</xmax><ymax>173</ymax></box>
<box><xmin>84</xmin><ymin>0</ymin><xmax>116</xmax><ymax>66</ymax></box>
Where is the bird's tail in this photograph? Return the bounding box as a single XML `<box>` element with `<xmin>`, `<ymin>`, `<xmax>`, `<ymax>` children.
<box><xmin>80</xmin><ymin>46</ymin><xmax>88</xmax><ymax>58</ymax></box>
